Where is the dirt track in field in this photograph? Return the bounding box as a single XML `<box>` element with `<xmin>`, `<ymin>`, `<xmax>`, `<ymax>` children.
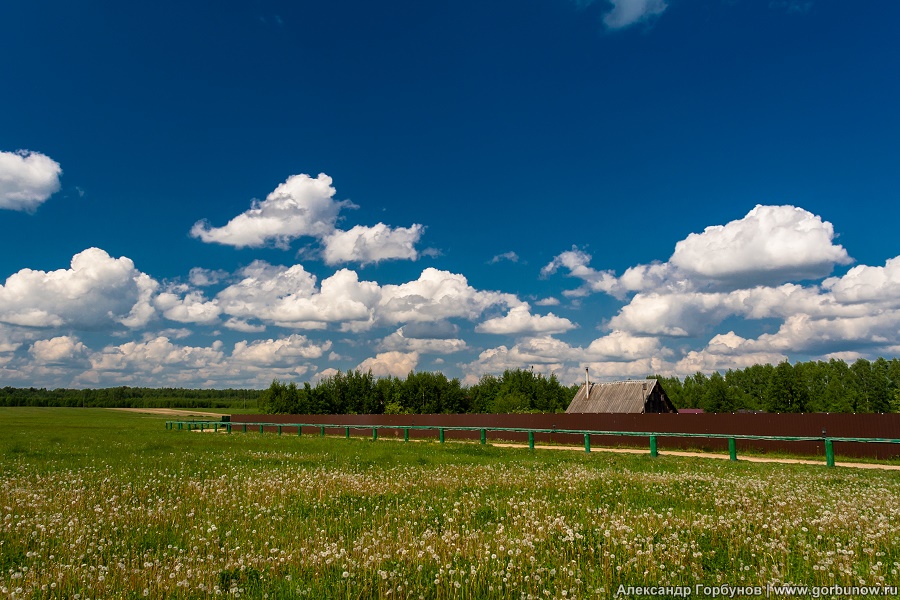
<box><xmin>109</xmin><ymin>407</ymin><xmax>225</xmax><ymax>418</ymax></box>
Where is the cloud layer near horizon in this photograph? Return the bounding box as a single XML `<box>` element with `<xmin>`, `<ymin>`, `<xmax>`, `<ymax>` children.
<box><xmin>0</xmin><ymin>200</ymin><xmax>896</xmax><ymax>388</ymax></box>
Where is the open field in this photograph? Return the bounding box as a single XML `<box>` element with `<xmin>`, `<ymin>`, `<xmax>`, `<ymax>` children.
<box><xmin>1</xmin><ymin>408</ymin><xmax>898</xmax><ymax>599</ymax></box>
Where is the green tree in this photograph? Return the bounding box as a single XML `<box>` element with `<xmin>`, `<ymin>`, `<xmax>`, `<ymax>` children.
<box><xmin>702</xmin><ymin>372</ymin><xmax>738</xmax><ymax>413</ymax></box>
<box><xmin>766</xmin><ymin>362</ymin><xmax>808</xmax><ymax>413</ymax></box>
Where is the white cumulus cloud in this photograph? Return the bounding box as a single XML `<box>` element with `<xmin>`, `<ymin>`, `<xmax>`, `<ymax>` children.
<box><xmin>0</xmin><ymin>150</ymin><xmax>63</xmax><ymax>212</ymax></box>
<box><xmin>322</xmin><ymin>223</ymin><xmax>424</xmax><ymax>265</ymax></box>
<box><xmin>232</xmin><ymin>334</ymin><xmax>332</xmax><ymax>366</ymax></box>
<box><xmin>670</xmin><ymin>205</ymin><xmax>852</xmax><ymax>286</ymax></box>
<box><xmin>190</xmin><ymin>173</ymin><xmax>349</xmax><ymax>249</ymax></box>
<box><xmin>675</xmin><ymin>332</ymin><xmax>789</xmax><ymax>375</ymax></box>
<box><xmin>475</xmin><ymin>305</ymin><xmax>576</xmax><ymax>335</ymax></box>
<box><xmin>379</xmin><ymin>328</ymin><xmax>468</xmax><ymax>354</ymax></box>
<box><xmin>155</xmin><ymin>291</ymin><xmax>221</xmax><ymax>325</ymax></box>
<box><xmin>357</xmin><ymin>351</ymin><xmax>419</xmax><ymax>378</ymax></box>
<box><xmin>29</xmin><ymin>336</ymin><xmax>89</xmax><ymax>365</ymax></box>
<box><xmin>0</xmin><ymin>248</ymin><xmax>159</xmax><ymax>329</ymax></box>
<box><xmin>379</xmin><ymin>268</ymin><xmax>520</xmax><ymax>324</ymax></box>
<box><xmin>190</xmin><ymin>173</ymin><xmax>426</xmax><ymax>264</ymax></box>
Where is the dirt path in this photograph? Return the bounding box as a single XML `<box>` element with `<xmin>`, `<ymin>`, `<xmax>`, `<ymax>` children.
<box><xmin>491</xmin><ymin>442</ymin><xmax>900</xmax><ymax>471</ymax></box>
<box><xmin>109</xmin><ymin>407</ymin><xmax>225</xmax><ymax>418</ymax></box>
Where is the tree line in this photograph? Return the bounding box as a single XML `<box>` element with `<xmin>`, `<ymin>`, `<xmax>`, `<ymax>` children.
<box><xmin>656</xmin><ymin>357</ymin><xmax>900</xmax><ymax>413</ymax></box>
<box><xmin>2</xmin><ymin>356</ymin><xmax>898</xmax><ymax>414</ymax></box>
<box><xmin>261</xmin><ymin>369</ymin><xmax>577</xmax><ymax>414</ymax></box>
<box><xmin>0</xmin><ymin>386</ymin><xmax>262</xmax><ymax>409</ymax></box>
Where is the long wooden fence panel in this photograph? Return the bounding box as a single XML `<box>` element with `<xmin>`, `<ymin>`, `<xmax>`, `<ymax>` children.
<box><xmin>222</xmin><ymin>413</ymin><xmax>900</xmax><ymax>459</ymax></box>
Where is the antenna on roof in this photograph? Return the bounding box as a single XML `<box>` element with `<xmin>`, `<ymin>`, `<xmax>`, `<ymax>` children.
<box><xmin>585</xmin><ymin>367</ymin><xmax>589</xmax><ymax>398</ymax></box>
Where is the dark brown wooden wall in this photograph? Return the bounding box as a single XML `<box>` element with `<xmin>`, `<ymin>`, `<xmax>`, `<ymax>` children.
<box><xmin>227</xmin><ymin>413</ymin><xmax>900</xmax><ymax>459</ymax></box>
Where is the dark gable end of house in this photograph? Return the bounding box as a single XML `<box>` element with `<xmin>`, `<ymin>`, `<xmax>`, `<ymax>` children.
<box><xmin>565</xmin><ymin>379</ymin><xmax>677</xmax><ymax>414</ymax></box>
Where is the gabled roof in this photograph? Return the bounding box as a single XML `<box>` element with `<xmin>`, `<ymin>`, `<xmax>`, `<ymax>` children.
<box><xmin>565</xmin><ymin>379</ymin><xmax>677</xmax><ymax>414</ymax></box>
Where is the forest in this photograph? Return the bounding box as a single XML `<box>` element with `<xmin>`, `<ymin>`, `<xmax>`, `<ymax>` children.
<box><xmin>656</xmin><ymin>357</ymin><xmax>900</xmax><ymax>414</ymax></box>
<box><xmin>260</xmin><ymin>368</ymin><xmax>575</xmax><ymax>415</ymax></box>
<box><xmin>2</xmin><ymin>357</ymin><xmax>899</xmax><ymax>414</ymax></box>
<box><xmin>0</xmin><ymin>386</ymin><xmax>262</xmax><ymax>409</ymax></box>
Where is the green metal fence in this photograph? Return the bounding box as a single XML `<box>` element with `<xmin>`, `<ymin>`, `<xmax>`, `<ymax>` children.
<box><xmin>165</xmin><ymin>420</ymin><xmax>900</xmax><ymax>467</ymax></box>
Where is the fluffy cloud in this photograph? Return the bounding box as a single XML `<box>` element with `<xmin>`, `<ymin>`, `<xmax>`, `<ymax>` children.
<box><xmin>603</xmin><ymin>0</ymin><xmax>668</xmax><ymax>30</ymax></box>
<box><xmin>675</xmin><ymin>332</ymin><xmax>788</xmax><ymax>375</ymax></box>
<box><xmin>0</xmin><ymin>248</ymin><xmax>158</xmax><ymax>329</ymax></box>
<box><xmin>232</xmin><ymin>334</ymin><xmax>332</xmax><ymax>366</ymax></box>
<box><xmin>585</xmin><ymin>330</ymin><xmax>667</xmax><ymax>360</ymax></box>
<box><xmin>475</xmin><ymin>305</ymin><xmax>576</xmax><ymax>335</ymax></box>
<box><xmin>223</xmin><ymin>318</ymin><xmax>266</xmax><ymax>333</ymax></box>
<box><xmin>670</xmin><ymin>205</ymin><xmax>851</xmax><ymax>286</ymax></box>
<box><xmin>73</xmin><ymin>336</ymin><xmax>229</xmax><ymax>386</ymax></box>
<box><xmin>0</xmin><ymin>150</ymin><xmax>63</xmax><ymax>212</ymax></box>
<box><xmin>322</xmin><ymin>223</ymin><xmax>424</xmax><ymax>265</ymax></box>
<box><xmin>190</xmin><ymin>173</ymin><xmax>348</xmax><ymax>249</ymax></box>
<box><xmin>165</xmin><ymin>262</ymin><xmax>520</xmax><ymax>334</ymax></box>
<box><xmin>66</xmin><ymin>334</ymin><xmax>330</xmax><ymax>387</ymax></box>
<box><xmin>379</xmin><ymin>328</ymin><xmax>468</xmax><ymax>354</ymax></box>
<box><xmin>191</xmin><ymin>173</ymin><xmax>425</xmax><ymax>264</ymax></box>
<box><xmin>29</xmin><ymin>336</ymin><xmax>89</xmax><ymax>365</ymax></box>
<box><xmin>545</xmin><ymin>206</ymin><xmax>852</xmax><ymax>299</ymax></box>
<box><xmin>357</xmin><ymin>351</ymin><xmax>419</xmax><ymax>377</ymax></box>
<box><xmin>461</xmin><ymin>340</ymin><xmax>573</xmax><ymax>385</ymax></box>
<box><xmin>541</xmin><ymin>247</ymin><xmax>621</xmax><ymax>297</ymax></box>
<box><xmin>214</xmin><ymin>262</ymin><xmax>377</xmax><ymax>330</ymax></box>
<box><xmin>607</xmin><ymin>291</ymin><xmax>735</xmax><ymax>337</ymax></box>
<box><xmin>822</xmin><ymin>257</ymin><xmax>900</xmax><ymax>305</ymax></box>
<box><xmin>155</xmin><ymin>291</ymin><xmax>221</xmax><ymax>325</ymax></box>
<box><xmin>379</xmin><ymin>268</ymin><xmax>520</xmax><ymax>324</ymax></box>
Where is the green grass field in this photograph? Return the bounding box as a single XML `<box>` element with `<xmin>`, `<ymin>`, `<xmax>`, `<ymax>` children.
<box><xmin>1</xmin><ymin>408</ymin><xmax>897</xmax><ymax>599</ymax></box>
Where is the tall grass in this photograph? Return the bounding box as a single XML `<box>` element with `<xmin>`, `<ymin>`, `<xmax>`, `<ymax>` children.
<box><xmin>0</xmin><ymin>408</ymin><xmax>897</xmax><ymax>598</ymax></box>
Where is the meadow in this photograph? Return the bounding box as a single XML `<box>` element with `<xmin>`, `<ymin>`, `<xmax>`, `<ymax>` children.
<box><xmin>0</xmin><ymin>408</ymin><xmax>897</xmax><ymax>599</ymax></box>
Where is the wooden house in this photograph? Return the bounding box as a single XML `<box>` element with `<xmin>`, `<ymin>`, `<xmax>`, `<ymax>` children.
<box><xmin>566</xmin><ymin>379</ymin><xmax>677</xmax><ymax>414</ymax></box>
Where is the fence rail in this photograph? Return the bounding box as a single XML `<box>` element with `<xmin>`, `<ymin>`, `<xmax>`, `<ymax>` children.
<box><xmin>165</xmin><ymin>420</ymin><xmax>900</xmax><ymax>467</ymax></box>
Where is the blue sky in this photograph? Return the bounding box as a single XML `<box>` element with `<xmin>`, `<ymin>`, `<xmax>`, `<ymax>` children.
<box><xmin>1</xmin><ymin>0</ymin><xmax>899</xmax><ymax>388</ymax></box>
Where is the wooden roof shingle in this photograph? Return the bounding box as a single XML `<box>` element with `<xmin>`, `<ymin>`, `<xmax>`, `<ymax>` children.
<box><xmin>565</xmin><ymin>379</ymin><xmax>677</xmax><ymax>414</ymax></box>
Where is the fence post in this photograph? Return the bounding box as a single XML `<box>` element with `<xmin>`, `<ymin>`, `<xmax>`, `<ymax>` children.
<box><xmin>178</xmin><ymin>422</ymin><xmax>183</xmax><ymax>430</ymax></box>
<box><xmin>404</xmin><ymin>428</ymin><xmax>409</xmax><ymax>442</ymax></box>
<box><xmin>200</xmin><ymin>422</ymin><xmax>205</xmax><ymax>432</ymax></box>
<box><xmin>825</xmin><ymin>438</ymin><xmax>835</xmax><ymax>467</ymax></box>
<box><xmin>649</xmin><ymin>435</ymin><xmax>658</xmax><ymax>457</ymax></box>
<box><xmin>439</xmin><ymin>428</ymin><xmax>445</xmax><ymax>444</ymax></box>
<box><xmin>259</xmin><ymin>424</ymin><xmax>264</xmax><ymax>434</ymax></box>
<box><xmin>372</xmin><ymin>427</ymin><xmax>378</xmax><ymax>441</ymax></box>
<box><xmin>226</xmin><ymin>423</ymin><xmax>231</xmax><ymax>434</ymax></box>
<box><xmin>320</xmin><ymin>426</ymin><xmax>325</xmax><ymax>437</ymax></box>
<box><xmin>528</xmin><ymin>431</ymin><xmax>535</xmax><ymax>451</ymax></box>
<box><xmin>584</xmin><ymin>433</ymin><xmax>591</xmax><ymax>453</ymax></box>
<box><xmin>277</xmin><ymin>425</ymin><xmax>282</xmax><ymax>436</ymax></box>
<box><xmin>242</xmin><ymin>423</ymin><xmax>247</xmax><ymax>433</ymax></box>
<box><xmin>297</xmin><ymin>425</ymin><xmax>302</xmax><ymax>437</ymax></box>
<box><xmin>728</xmin><ymin>438</ymin><xmax>737</xmax><ymax>461</ymax></box>
<box><xmin>214</xmin><ymin>423</ymin><xmax>218</xmax><ymax>433</ymax></box>
<box><xmin>480</xmin><ymin>429</ymin><xmax>486</xmax><ymax>445</ymax></box>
